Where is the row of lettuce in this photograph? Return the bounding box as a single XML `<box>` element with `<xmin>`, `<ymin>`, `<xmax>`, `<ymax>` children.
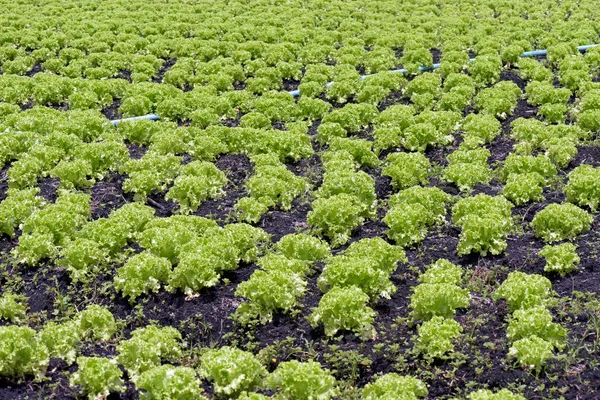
<box><xmin>0</xmin><ymin>310</ymin><xmax>527</xmax><ymax>399</ymax></box>
<box><xmin>2</xmin><ymin>49</ymin><xmax>600</xmax><ymax>123</ymax></box>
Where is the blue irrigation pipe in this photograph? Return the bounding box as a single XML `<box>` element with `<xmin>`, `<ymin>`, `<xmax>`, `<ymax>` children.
<box><xmin>287</xmin><ymin>43</ymin><xmax>599</xmax><ymax>97</ymax></box>
<box><xmin>109</xmin><ymin>43</ymin><xmax>599</xmax><ymax>121</ymax></box>
<box><xmin>520</xmin><ymin>44</ymin><xmax>598</xmax><ymax>58</ymax></box>
<box><xmin>110</xmin><ymin>113</ymin><xmax>160</xmax><ymax>126</ymax></box>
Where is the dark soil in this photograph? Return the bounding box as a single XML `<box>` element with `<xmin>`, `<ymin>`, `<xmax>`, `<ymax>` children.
<box><xmin>37</xmin><ymin>177</ymin><xmax>60</xmax><ymax>203</ymax></box>
<box><xmin>0</xmin><ymin>165</ymin><xmax>8</xmax><ymax>202</ymax></box>
<box><xmin>25</xmin><ymin>63</ymin><xmax>43</xmax><ymax>77</ymax></box>
<box><xmin>152</xmin><ymin>58</ymin><xmax>177</xmax><ymax>84</ymax></box>
<box><xmin>102</xmin><ymin>98</ymin><xmax>123</xmax><ymax>121</ymax></box>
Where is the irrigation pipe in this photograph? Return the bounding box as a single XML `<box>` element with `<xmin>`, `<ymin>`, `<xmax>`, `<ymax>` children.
<box><xmin>110</xmin><ymin>113</ymin><xmax>160</xmax><ymax>126</ymax></box>
<box><xmin>109</xmin><ymin>44</ymin><xmax>599</xmax><ymax>123</ymax></box>
<box><xmin>288</xmin><ymin>44</ymin><xmax>598</xmax><ymax>97</ymax></box>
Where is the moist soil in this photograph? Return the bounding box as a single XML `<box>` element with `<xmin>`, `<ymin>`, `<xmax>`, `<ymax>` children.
<box><xmin>1</xmin><ymin>66</ymin><xmax>600</xmax><ymax>400</ymax></box>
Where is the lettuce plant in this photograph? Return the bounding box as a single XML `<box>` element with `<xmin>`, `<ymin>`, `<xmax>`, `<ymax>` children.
<box><xmin>343</xmin><ymin>237</ymin><xmax>406</xmax><ymax>274</ymax></box>
<box><xmin>415</xmin><ymin>316</ymin><xmax>463</xmax><ymax>358</ymax></box>
<box><xmin>117</xmin><ymin>325</ymin><xmax>183</xmax><ymax>380</ymax></box>
<box><xmin>493</xmin><ymin>272</ymin><xmax>551</xmax><ymax>312</ymax></box>
<box><xmin>468</xmin><ymin>55</ymin><xmax>502</xmax><ymax>86</ymax></box>
<box><xmin>245</xmin><ymin>161</ymin><xmax>308</xmax><ymax>210</ymax></box>
<box><xmin>362</xmin><ymin>373</ymin><xmax>428</xmax><ymax>400</ymax></box>
<box><xmin>257</xmin><ymin>253</ymin><xmax>313</xmax><ymax>277</ymax></box>
<box><xmin>266</xmin><ymin>360</ymin><xmax>337</xmax><ymax>400</ymax></box>
<box><xmin>59</xmin><ymin>239</ymin><xmax>109</xmax><ymax>283</ymax></box>
<box><xmin>0</xmin><ymin>188</ymin><xmax>44</xmax><ymax>237</ymax></box>
<box><xmin>539</xmin><ymin>243</ymin><xmax>580</xmax><ymax>276</ymax></box>
<box><xmin>382</xmin><ymin>152</ymin><xmax>431</xmax><ymax>189</ymax></box>
<box><xmin>49</xmin><ymin>159</ymin><xmax>94</xmax><ymax>189</ymax></box>
<box><xmin>328</xmin><ymin>137</ymin><xmax>379</xmax><ymax>168</ymax></box>
<box><xmin>418</xmin><ymin>259</ymin><xmax>464</xmax><ymax>285</ymax></box>
<box><xmin>165</xmin><ymin>161</ymin><xmax>227</xmax><ymax>214</ymax></box>
<box><xmin>531</xmin><ymin>203</ymin><xmax>593</xmax><ymax>242</ymax></box>
<box><xmin>308</xmin><ymin>194</ymin><xmax>365</xmax><ymax>248</ymax></box>
<box><xmin>77</xmin><ymin>305</ymin><xmax>117</xmax><ymax>341</ymax></box>
<box><xmin>0</xmin><ymin>293</ymin><xmax>28</xmax><ymax>322</ymax></box>
<box><xmin>0</xmin><ymin>325</ymin><xmax>49</xmax><ymax>381</ymax></box>
<box><xmin>316</xmin><ymin>169</ymin><xmax>377</xmax><ymax>218</ymax></box>
<box><xmin>122</xmin><ymin>152</ymin><xmax>182</xmax><ymax>202</ymax></box>
<box><xmin>502</xmin><ymin>172</ymin><xmax>545</xmax><ymax>205</ymax></box>
<box><xmin>474</xmin><ymin>81</ymin><xmax>521</xmax><ymax>119</ymax></box>
<box><xmin>443</xmin><ymin>148</ymin><xmax>491</xmax><ymax>190</ymax></box>
<box><xmin>114</xmin><ymin>252</ymin><xmax>172</xmax><ymax>302</ymax></box>
<box><xmin>384</xmin><ymin>187</ymin><xmax>449</xmax><ymax>247</ymax></box>
<box><xmin>508</xmin><ymin>336</ymin><xmax>554</xmax><ymax>374</ymax></box>
<box><xmin>564</xmin><ymin>165</ymin><xmax>600</xmax><ymax>211</ymax></box>
<box><xmin>409</xmin><ymin>258</ymin><xmax>469</xmax><ymax>322</ymax></box>
<box><xmin>70</xmin><ymin>357</ymin><xmax>124</xmax><ymax>400</ymax></box>
<box><xmin>452</xmin><ymin>194</ymin><xmax>514</xmax><ymax>256</ymax></box>
<box><xmin>137</xmin><ymin>226</ymin><xmax>196</xmax><ymax>263</ymax></box>
<box><xmin>507</xmin><ymin>306</ymin><xmax>567</xmax><ymax>350</ymax></box>
<box><xmin>501</xmin><ymin>154</ymin><xmax>556</xmax><ymax>182</ymax></box>
<box><xmin>198</xmin><ymin>346</ymin><xmax>267</xmax><ymax>396</ymax></box>
<box><xmin>274</xmin><ymin>233</ymin><xmax>330</xmax><ymax>263</ymax></box>
<box><xmin>309</xmin><ymin>285</ymin><xmax>376</xmax><ymax>339</ymax></box>
<box><xmin>462</xmin><ymin>113</ymin><xmax>501</xmax><ymax>145</ymax></box>
<box><xmin>167</xmin><ymin>252</ymin><xmax>221</xmax><ymax>295</ymax></box>
<box><xmin>318</xmin><ymin>255</ymin><xmax>396</xmax><ymax>300</ymax></box>
<box><xmin>235</xmin><ymin>197</ymin><xmax>269</xmax><ymax>223</ymax></box>
<box><xmin>234</xmin><ymin>269</ymin><xmax>306</xmax><ymax>324</ymax></box>
<box><xmin>39</xmin><ymin>321</ymin><xmax>82</xmax><ymax>365</ymax></box>
<box><xmin>468</xmin><ymin>388</ymin><xmax>526</xmax><ymax>400</ymax></box>
<box><xmin>410</xmin><ymin>282</ymin><xmax>470</xmax><ymax>321</ymax></box>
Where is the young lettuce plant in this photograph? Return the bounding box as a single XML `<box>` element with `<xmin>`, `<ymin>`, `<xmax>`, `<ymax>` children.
<box><xmin>198</xmin><ymin>346</ymin><xmax>267</xmax><ymax>396</ymax></box>
<box><xmin>493</xmin><ymin>272</ymin><xmax>552</xmax><ymax>312</ymax></box>
<box><xmin>0</xmin><ymin>325</ymin><xmax>49</xmax><ymax>381</ymax></box>
<box><xmin>382</xmin><ymin>152</ymin><xmax>431</xmax><ymax>189</ymax></box>
<box><xmin>415</xmin><ymin>316</ymin><xmax>463</xmax><ymax>359</ymax></box>
<box><xmin>531</xmin><ymin>203</ymin><xmax>593</xmax><ymax>242</ymax></box>
<box><xmin>117</xmin><ymin>325</ymin><xmax>183</xmax><ymax>380</ymax></box>
<box><xmin>506</xmin><ymin>306</ymin><xmax>567</xmax><ymax>351</ymax></box>
<box><xmin>165</xmin><ymin>161</ymin><xmax>227</xmax><ymax>214</ymax></box>
<box><xmin>70</xmin><ymin>357</ymin><xmax>124</xmax><ymax>400</ymax></box>
<box><xmin>409</xmin><ymin>260</ymin><xmax>470</xmax><ymax>321</ymax></box>
<box><xmin>508</xmin><ymin>335</ymin><xmax>554</xmax><ymax>374</ymax></box>
<box><xmin>539</xmin><ymin>243</ymin><xmax>580</xmax><ymax>276</ymax></box>
<box><xmin>309</xmin><ymin>285</ymin><xmax>376</xmax><ymax>339</ymax></box>
<box><xmin>266</xmin><ymin>360</ymin><xmax>337</xmax><ymax>400</ymax></box>
<box><xmin>564</xmin><ymin>165</ymin><xmax>600</xmax><ymax>211</ymax></box>
<box><xmin>308</xmin><ymin>193</ymin><xmax>365</xmax><ymax>248</ymax></box>
<box><xmin>274</xmin><ymin>233</ymin><xmax>330</xmax><ymax>263</ymax></box>
<box><xmin>59</xmin><ymin>238</ymin><xmax>109</xmax><ymax>283</ymax></box>
<box><xmin>318</xmin><ymin>255</ymin><xmax>396</xmax><ymax>300</ymax></box>
<box><xmin>234</xmin><ymin>269</ymin><xmax>306</xmax><ymax>325</ymax></box>
<box><xmin>136</xmin><ymin>365</ymin><xmax>206</xmax><ymax>400</ymax></box>
<box><xmin>77</xmin><ymin>305</ymin><xmax>117</xmax><ymax>341</ymax></box>
<box><xmin>362</xmin><ymin>373</ymin><xmax>428</xmax><ymax>400</ymax></box>
<box><xmin>452</xmin><ymin>194</ymin><xmax>514</xmax><ymax>256</ymax></box>
<box><xmin>384</xmin><ymin>187</ymin><xmax>449</xmax><ymax>247</ymax></box>
<box><xmin>40</xmin><ymin>321</ymin><xmax>82</xmax><ymax>365</ymax></box>
<box><xmin>0</xmin><ymin>188</ymin><xmax>44</xmax><ymax>237</ymax></box>
<box><xmin>114</xmin><ymin>252</ymin><xmax>172</xmax><ymax>303</ymax></box>
<box><xmin>502</xmin><ymin>172</ymin><xmax>545</xmax><ymax>205</ymax></box>
<box><xmin>443</xmin><ymin>148</ymin><xmax>491</xmax><ymax>191</ymax></box>
<box><xmin>467</xmin><ymin>388</ymin><xmax>526</xmax><ymax>400</ymax></box>
<box><xmin>0</xmin><ymin>293</ymin><xmax>28</xmax><ymax>322</ymax></box>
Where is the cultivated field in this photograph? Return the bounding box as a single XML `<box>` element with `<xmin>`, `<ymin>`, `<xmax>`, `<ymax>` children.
<box><xmin>1</xmin><ymin>0</ymin><xmax>600</xmax><ymax>399</ymax></box>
